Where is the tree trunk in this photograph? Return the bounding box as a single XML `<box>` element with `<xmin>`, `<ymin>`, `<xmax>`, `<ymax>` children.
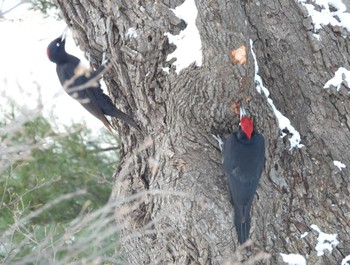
<box><xmin>56</xmin><ymin>0</ymin><xmax>350</xmax><ymax>264</ymax></box>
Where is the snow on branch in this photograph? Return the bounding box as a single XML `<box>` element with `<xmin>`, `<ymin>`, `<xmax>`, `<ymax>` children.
<box><xmin>311</xmin><ymin>224</ymin><xmax>339</xmax><ymax>256</ymax></box>
<box><xmin>280</xmin><ymin>253</ymin><xmax>307</xmax><ymax>265</ymax></box>
<box><xmin>333</xmin><ymin>160</ymin><xmax>346</xmax><ymax>170</ymax></box>
<box><xmin>342</xmin><ymin>255</ymin><xmax>350</xmax><ymax>265</ymax></box>
<box><xmin>297</xmin><ymin>0</ymin><xmax>350</xmax><ymax>39</ymax></box>
<box><xmin>323</xmin><ymin>67</ymin><xmax>350</xmax><ymax>91</ymax></box>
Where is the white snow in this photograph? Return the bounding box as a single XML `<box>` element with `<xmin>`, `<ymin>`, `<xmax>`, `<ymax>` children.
<box><xmin>164</xmin><ymin>0</ymin><xmax>202</xmax><ymax>74</ymax></box>
<box><xmin>250</xmin><ymin>39</ymin><xmax>304</xmax><ymax>150</ymax></box>
<box><xmin>126</xmin><ymin>27</ymin><xmax>138</xmax><ymax>38</ymax></box>
<box><xmin>323</xmin><ymin>67</ymin><xmax>350</xmax><ymax>91</ymax></box>
<box><xmin>333</xmin><ymin>160</ymin><xmax>346</xmax><ymax>170</ymax></box>
<box><xmin>301</xmin><ymin>232</ymin><xmax>309</xmax><ymax>238</ymax></box>
<box><xmin>310</xmin><ymin>224</ymin><xmax>339</xmax><ymax>256</ymax></box>
<box><xmin>162</xmin><ymin>67</ymin><xmax>170</xmax><ymax>74</ymax></box>
<box><xmin>313</xmin><ymin>33</ymin><xmax>321</xmax><ymax>40</ymax></box>
<box><xmin>280</xmin><ymin>253</ymin><xmax>307</xmax><ymax>265</ymax></box>
<box><xmin>297</xmin><ymin>0</ymin><xmax>350</xmax><ymax>38</ymax></box>
<box><xmin>342</xmin><ymin>255</ymin><xmax>350</xmax><ymax>265</ymax></box>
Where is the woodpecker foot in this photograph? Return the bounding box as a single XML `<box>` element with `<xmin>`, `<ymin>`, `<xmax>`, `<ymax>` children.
<box><xmin>85</xmin><ymin>51</ymin><xmax>98</xmax><ymax>68</ymax></box>
<box><xmin>101</xmin><ymin>51</ymin><xmax>109</xmax><ymax>66</ymax></box>
<box><xmin>212</xmin><ymin>134</ymin><xmax>224</xmax><ymax>152</ymax></box>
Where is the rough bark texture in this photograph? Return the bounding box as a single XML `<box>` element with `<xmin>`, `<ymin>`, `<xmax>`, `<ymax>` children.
<box><xmin>56</xmin><ymin>0</ymin><xmax>350</xmax><ymax>264</ymax></box>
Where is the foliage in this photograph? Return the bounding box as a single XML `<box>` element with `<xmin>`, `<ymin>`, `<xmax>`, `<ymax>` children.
<box><xmin>0</xmin><ymin>196</ymin><xmax>123</xmax><ymax>264</ymax></box>
<box><xmin>0</xmin><ymin>0</ymin><xmax>59</xmax><ymax>18</ymax></box>
<box><xmin>0</xmin><ymin>108</ymin><xmax>121</xmax><ymax>263</ymax></box>
<box><xmin>30</xmin><ymin>0</ymin><xmax>57</xmax><ymax>16</ymax></box>
<box><xmin>1</xmin><ymin>114</ymin><xmax>118</xmax><ymax>226</ymax></box>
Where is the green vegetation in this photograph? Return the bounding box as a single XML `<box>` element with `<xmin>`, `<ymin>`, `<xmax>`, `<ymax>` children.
<box><xmin>30</xmin><ymin>0</ymin><xmax>57</xmax><ymax>16</ymax></box>
<box><xmin>0</xmin><ymin>107</ymin><xmax>121</xmax><ymax>264</ymax></box>
<box><xmin>0</xmin><ymin>0</ymin><xmax>59</xmax><ymax>19</ymax></box>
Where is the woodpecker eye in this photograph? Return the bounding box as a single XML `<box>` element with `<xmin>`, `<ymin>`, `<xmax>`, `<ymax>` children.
<box><xmin>56</xmin><ymin>42</ymin><xmax>60</xmax><ymax>47</ymax></box>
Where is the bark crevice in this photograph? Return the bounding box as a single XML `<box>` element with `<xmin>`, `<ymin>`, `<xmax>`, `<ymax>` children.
<box><xmin>55</xmin><ymin>0</ymin><xmax>350</xmax><ymax>263</ymax></box>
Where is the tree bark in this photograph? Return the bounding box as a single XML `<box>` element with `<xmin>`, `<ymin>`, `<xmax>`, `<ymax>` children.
<box><xmin>56</xmin><ymin>0</ymin><xmax>350</xmax><ymax>264</ymax></box>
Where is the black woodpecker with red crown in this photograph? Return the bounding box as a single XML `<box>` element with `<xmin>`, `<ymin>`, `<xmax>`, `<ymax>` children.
<box><xmin>46</xmin><ymin>29</ymin><xmax>140</xmax><ymax>132</ymax></box>
<box><xmin>223</xmin><ymin>105</ymin><xmax>265</xmax><ymax>245</ymax></box>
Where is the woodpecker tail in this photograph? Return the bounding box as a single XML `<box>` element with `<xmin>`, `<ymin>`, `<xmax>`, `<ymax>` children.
<box><xmin>100</xmin><ymin>115</ymin><xmax>113</xmax><ymax>133</ymax></box>
<box><xmin>108</xmin><ymin>107</ymin><xmax>141</xmax><ymax>132</ymax></box>
<box><xmin>234</xmin><ymin>204</ymin><xmax>251</xmax><ymax>244</ymax></box>
<box><xmin>234</xmin><ymin>214</ymin><xmax>250</xmax><ymax>244</ymax></box>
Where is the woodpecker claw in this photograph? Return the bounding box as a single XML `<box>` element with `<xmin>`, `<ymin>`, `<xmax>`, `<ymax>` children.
<box><xmin>86</xmin><ymin>51</ymin><xmax>92</xmax><ymax>63</ymax></box>
<box><xmin>212</xmin><ymin>134</ymin><xmax>224</xmax><ymax>152</ymax></box>
<box><xmin>101</xmin><ymin>51</ymin><xmax>109</xmax><ymax>66</ymax></box>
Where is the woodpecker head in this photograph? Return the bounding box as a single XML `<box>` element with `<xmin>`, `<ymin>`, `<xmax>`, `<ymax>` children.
<box><xmin>239</xmin><ymin>106</ymin><xmax>253</xmax><ymax>139</ymax></box>
<box><xmin>47</xmin><ymin>27</ymin><xmax>68</xmax><ymax>63</ymax></box>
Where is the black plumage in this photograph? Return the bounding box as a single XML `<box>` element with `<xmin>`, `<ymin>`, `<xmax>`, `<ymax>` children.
<box><xmin>47</xmin><ymin>35</ymin><xmax>140</xmax><ymax>132</ymax></box>
<box><xmin>223</xmin><ymin>108</ymin><xmax>265</xmax><ymax>244</ymax></box>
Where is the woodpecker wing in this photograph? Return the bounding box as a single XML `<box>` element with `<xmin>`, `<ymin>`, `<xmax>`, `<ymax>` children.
<box><xmin>87</xmin><ymin>85</ymin><xmax>140</xmax><ymax>131</ymax></box>
<box><xmin>55</xmin><ymin>55</ymin><xmax>81</xmax><ymax>88</ymax></box>
<box><xmin>56</xmin><ymin>60</ymin><xmax>112</xmax><ymax>131</ymax></box>
<box><xmin>223</xmin><ymin>131</ymin><xmax>265</xmax><ymax>205</ymax></box>
<box><xmin>56</xmin><ymin>60</ymin><xmax>139</xmax><ymax>131</ymax></box>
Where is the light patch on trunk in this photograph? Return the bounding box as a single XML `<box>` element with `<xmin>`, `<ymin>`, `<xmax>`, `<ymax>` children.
<box><xmin>342</xmin><ymin>255</ymin><xmax>350</xmax><ymax>265</ymax></box>
<box><xmin>333</xmin><ymin>160</ymin><xmax>346</xmax><ymax>170</ymax></box>
<box><xmin>280</xmin><ymin>253</ymin><xmax>307</xmax><ymax>265</ymax></box>
<box><xmin>311</xmin><ymin>224</ymin><xmax>339</xmax><ymax>256</ymax></box>
<box><xmin>323</xmin><ymin>67</ymin><xmax>350</xmax><ymax>91</ymax></box>
<box><xmin>126</xmin><ymin>28</ymin><xmax>138</xmax><ymax>38</ymax></box>
<box><xmin>164</xmin><ymin>0</ymin><xmax>202</xmax><ymax>74</ymax></box>
<box><xmin>300</xmin><ymin>232</ymin><xmax>308</xmax><ymax>238</ymax></box>
<box><xmin>250</xmin><ymin>39</ymin><xmax>304</xmax><ymax>150</ymax></box>
<box><xmin>297</xmin><ymin>0</ymin><xmax>350</xmax><ymax>39</ymax></box>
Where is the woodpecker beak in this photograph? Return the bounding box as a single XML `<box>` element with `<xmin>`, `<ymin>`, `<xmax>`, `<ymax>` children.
<box><xmin>61</xmin><ymin>26</ymin><xmax>69</xmax><ymax>42</ymax></box>
<box><xmin>240</xmin><ymin>105</ymin><xmax>247</xmax><ymax>119</ymax></box>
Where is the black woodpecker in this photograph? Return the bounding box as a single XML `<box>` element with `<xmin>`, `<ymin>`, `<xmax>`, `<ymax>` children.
<box><xmin>47</xmin><ymin>30</ymin><xmax>140</xmax><ymax>132</ymax></box>
<box><xmin>223</xmin><ymin>106</ymin><xmax>265</xmax><ymax>244</ymax></box>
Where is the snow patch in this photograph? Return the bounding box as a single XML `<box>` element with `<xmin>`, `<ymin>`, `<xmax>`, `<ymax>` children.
<box><xmin>323</xmin><ymin>67</ymin><xmax>350</xmax><ymax>91</ymax></box>
<box><xmin>280</xmin><ymin>253</ymin><xmax>307</xmax><ymax>265</ymax></box>
<box><xmin>164</xmin><ymin>0</ymin><xmax>202</xmax><ymax>74</ymax></box>
<box><xmin>126</xmin><ymin>28</ymin><xmax>138</xmax><ymax>38</ymax></box>
<box><xmin>301</xmin><ymin>232</ymin><xmax>308</xmax><ymax>238</ymax></box>
<box><xmin>311</xmin><ymin>224</ymin><xmax>339</xmax><ymax>256</ymax></box>
<box><xmin>297</xmin><ymin>0</ymin><xmax>350</xmax><ymax>38</ymax></box>
<box><xmin>250</xmin><ymin>39</ymin><xmax>304</xmax><ymax>150</ymax></box>
<box><xmin>333</xmin><ymin>160</ymin><xmax>346</xmax><ymax>170</ymax></box>
<box><xmin>342</xmin><ymin>255</ymin><xmax>350</xmax><ymax>265</ymax></box>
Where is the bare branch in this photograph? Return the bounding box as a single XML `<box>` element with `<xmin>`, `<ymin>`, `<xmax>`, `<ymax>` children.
<box><xmin>63</xmin><ymin>63</ymin><xmax>113</xmax><ymax>95</ymax></box>
<box><xmin>0</xmin><ymin>0</ymin><xmax>30</xmax><ymax>18</ymax></box>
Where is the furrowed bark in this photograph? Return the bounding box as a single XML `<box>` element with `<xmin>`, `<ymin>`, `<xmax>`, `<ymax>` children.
<box><xmin>55</xmin><ymin>0</ymin><xmax>350</xmax><ymax>264</ymax></box>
